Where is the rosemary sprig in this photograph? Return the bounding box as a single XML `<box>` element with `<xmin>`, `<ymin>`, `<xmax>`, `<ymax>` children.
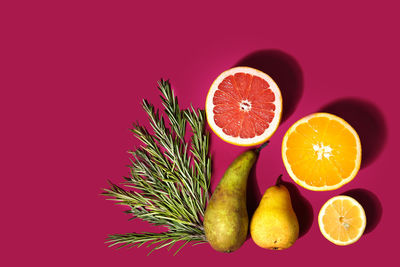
<box><xmin>103</xmin><ymin>80</ymin><xmax>211</xmax><ymax>255</ymax></box>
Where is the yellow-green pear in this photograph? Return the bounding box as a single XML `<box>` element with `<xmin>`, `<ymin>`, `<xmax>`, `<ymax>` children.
<box><xmin>204</xmin><ymin>142</ymin><xmax>269</xmax><ymax>253</ymax></box>
<box><xmin>250</xmin><ymin>177</ymin><xmax>299</xmax><ymax>250</ymax></box>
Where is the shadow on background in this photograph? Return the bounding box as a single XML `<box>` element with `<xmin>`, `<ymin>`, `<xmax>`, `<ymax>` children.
<box><xmin>320</xmin><ymin>98</ymin><xmax>387</xmax><ymax>169</ymax></box>
<box><xmin>246</xmin><ymin>159</ymin><xmax>262</xmax><ymax>219</ymax></box>
<box><xmin>235</xmin><ymin>49</ymin><xmax>304</xmax><ymax>122</ymax></box>
<box><xmin>280</xmin><ymin>178</ymin><xmax>314</xmax><ymax>238</ymax></box>
<box><xmin>245</xmin><ymin>157</ymin><xmax>261</xmax><ymax>241</ymax></box>
<box><xmin>342</xmin><ymin>188</ymin><xmax>382</xmax><ymax>234</ymax></box>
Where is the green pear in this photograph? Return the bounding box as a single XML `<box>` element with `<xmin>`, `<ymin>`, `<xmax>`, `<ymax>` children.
<box><xmin>204</xmin><ymin>147</ymin><xmax>262</xmax><ymax>253</ymax></box>
<box><xmin>250</xmin><ymin>177</ymin><xmax>299</xmax><ymax>250</ymax></box>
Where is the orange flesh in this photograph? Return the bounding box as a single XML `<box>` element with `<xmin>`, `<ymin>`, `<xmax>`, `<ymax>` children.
<box><xmin>285</xmin><ymin>117</ymin><xmax>358</xmax><ymax>187</ymax></box>
<box><xmin>212</xmin><ymin>73</ymin><xmax>276</xmax><ymax>138</ymax></box>
<box><xmin>321</xmin><ymin>199</ymin><xmax>364</xmax><ymax>242</ymax></box>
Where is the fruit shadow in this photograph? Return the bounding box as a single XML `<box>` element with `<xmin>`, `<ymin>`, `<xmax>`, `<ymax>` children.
<box><xmin>319</xmin><ymin>98</ymin><xmax>387</xmax><ymax>169</ymax></box>
<box><xmin>234</xmin><ymin>49</ymin><xmax>304</xmax><ymax>123</ymax></box>
<box><xmin>246</xmin><ymin>157</ymin><xmax>262</xmax><ymax>218</ymax></box>
<box><xmin>280</xmin><ymin>178</ymin><xmax>314</xmax><ymax>238</ymax></box>
<box><xmin>245</xmin><ymin>157</ymin><xmax>262</xmax><ymax>240</ymax></box>
<box><xmin>342</xmin><ymin>188</ymin><xmax>382</xmax><ymax>234</ymax></box>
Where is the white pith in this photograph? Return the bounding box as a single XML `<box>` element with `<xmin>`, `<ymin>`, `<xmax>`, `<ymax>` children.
<box><xmin>313</xmin><ymin>143</ymin><xmax>333</xmax><ymax>160</ymax></box>
<box><xmin>239</xmin><ymin>99</ymin><xmax>252</xmax><ymax>112</ymax></box>
<box><xmin>205</xmin><ymin>66</ymin><xmax>282</xmax><ymax>146</ymax></box>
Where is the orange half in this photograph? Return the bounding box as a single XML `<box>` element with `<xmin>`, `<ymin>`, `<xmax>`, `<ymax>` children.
<box><xmin>282</xmin><ymin>113</ymin><xmax>361</xmax><ymax>191</ymax></box>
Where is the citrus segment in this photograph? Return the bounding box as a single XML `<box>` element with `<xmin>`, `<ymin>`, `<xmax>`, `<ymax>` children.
<box><xmin>282</xmin><ymin>113</ymin><xmax>361</xmax><ymax>191</ymax></box>
<box><xmin>318</xmin><ymin>195</ymin><xmax>366</xmax><ymax>245</ymax></box>
<box><xmin>206</xmin><ymin>67</ymin><xmax>282</xmax><ymax>146</ymax></box>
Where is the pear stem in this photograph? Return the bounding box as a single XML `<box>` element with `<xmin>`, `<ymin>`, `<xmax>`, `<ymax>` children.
<box><xmin>256</xmin><ymin>140</ymin><xmax>270</xmax><ymax>153</ymax></box>
<box><xmin>276</xmin><ymin>174</ymin><xmax>283</xmax><ymax>186</ymax></box>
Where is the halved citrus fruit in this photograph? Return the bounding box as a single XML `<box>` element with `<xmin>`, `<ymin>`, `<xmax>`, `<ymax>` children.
<box><xmin>318</xmin><ymin>195</ymin><xmax>366</xmax><ymax>245</ymax></box>
<box><xmin>205</xmin><ymin>67</ymin><xmax>282</xmax><ymax>146</ymax></box>
<box><xmin>282</xmin><ymin>113</ymin><xmax>361</xmax><ymax>191</ymax></box>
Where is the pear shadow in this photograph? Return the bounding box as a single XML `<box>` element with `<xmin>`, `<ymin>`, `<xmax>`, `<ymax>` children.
<box><xmin>235</xmin><ymin>49</ymin><xmax>304</xmax><ymax>122</ymax></box>
<box><xmin>319</xmin><ymin>98</ymin><xmax>387</xmax><ymax>169</ymax></box>
<box><xmin>342</xmin><ymin>189</ymin><xmax>382</xmax><ymax>234</ymax></box>
<box><xmin>245</xmin><ymin>157</ymin><xmax>262</xmax><ymax>241</ymax></box>
<box><xmin>280</xmin><ymin>178</ymin><xmax>314</xmax><ymax>238</ymax></box>
<box><xmin>246</xmin><ymin>158</ymin><xmax>262</xmax><ymax>217</ymax></box>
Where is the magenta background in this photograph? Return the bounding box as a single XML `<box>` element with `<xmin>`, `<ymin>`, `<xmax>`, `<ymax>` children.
<box><xmin>1</xmin><ymin>0</ymin><xmax>399</xmax><ymax>266</ymax></box>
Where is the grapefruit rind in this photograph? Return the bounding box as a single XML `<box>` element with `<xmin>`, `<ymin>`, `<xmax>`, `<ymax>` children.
<box><xmin>318</xmin><ymin>195</ymin><xmax>366</xmax><ymax>246</ymax></box>
<box><xmin>205</xmin><ymin>66</ymin><xmax>283</xmax><ymax>146</ymax></box>
<box><xmin>281</xmin><ymin>113</ymin><xmax>362</xmax><ymax>191</ymax></box>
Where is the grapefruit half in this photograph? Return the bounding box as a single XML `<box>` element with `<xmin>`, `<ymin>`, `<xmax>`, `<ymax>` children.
<box><xmin>205</xmin><ymin>67</ymin><xmax>282</xmax><ymax>146</ymax></box>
